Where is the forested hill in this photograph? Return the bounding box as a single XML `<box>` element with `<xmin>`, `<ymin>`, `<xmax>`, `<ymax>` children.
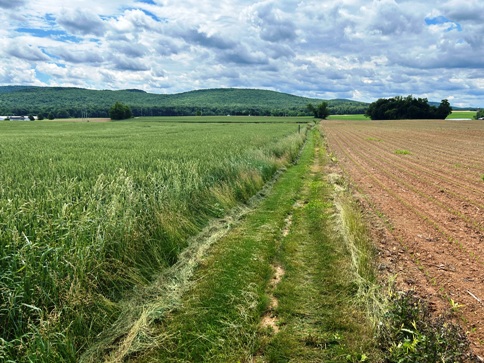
<box><xmin>0</xmin><ymin>86</ymin><xmax>368</xmax><ymax>118</ymax></box>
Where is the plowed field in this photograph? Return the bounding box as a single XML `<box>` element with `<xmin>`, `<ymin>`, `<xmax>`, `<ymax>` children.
<box><xmin>321</xmin><ymin>119</ymin><xmax>484</xmax><ymax>356</ymax></box>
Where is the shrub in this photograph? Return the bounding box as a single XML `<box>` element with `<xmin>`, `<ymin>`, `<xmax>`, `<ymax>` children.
<box><xmin>378</xmin><ymin>291</ymin><xmax>473</xmax><ymax>363</ymax></box>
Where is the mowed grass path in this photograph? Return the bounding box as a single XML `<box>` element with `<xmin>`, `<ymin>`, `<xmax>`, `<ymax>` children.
<box><xmin>126</xmin><ymin>129</ymin><xmax>376</xmax><ymax>363</ymax></box>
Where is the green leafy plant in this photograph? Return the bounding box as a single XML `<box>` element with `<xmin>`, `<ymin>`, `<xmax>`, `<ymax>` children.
<box><xmin>449</xmin><ymin>298</ymin><xmax>464</xmax><ymax>313</ymax></box>
<box><xmin>378</xmin><ymin>291</ymin><xmax>473</xmax><ymax>363</ymax></box>
<box><xmin>394</xmin><ymin>149</ymin><xmax>411</xmax><ymax>155</ymax></box>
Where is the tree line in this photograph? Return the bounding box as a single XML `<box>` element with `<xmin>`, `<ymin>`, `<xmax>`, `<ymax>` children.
<box><xmin>0</xmin><ymin>86</ymin><xmax>368</xmax><ymax>119</ymax></box>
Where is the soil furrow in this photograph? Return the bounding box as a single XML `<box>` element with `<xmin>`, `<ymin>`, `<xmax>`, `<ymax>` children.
<box><xmin>333</xmin><ymin>129</ymin><xmax>484</xmax><ymax>240</ymax></box>
<box><xmin>341</xmin><ymin>127</ymin><xmax>484</xmax><ymax>197</ymax></box>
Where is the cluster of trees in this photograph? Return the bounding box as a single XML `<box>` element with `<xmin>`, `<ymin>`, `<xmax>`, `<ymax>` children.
<box><xmin>307</xmin><ymin>102</ymin><xmax>329</xmax><ymax>119</ymax></box>
<box><xmin>365</xmin><ymin>96</ymin><xmax>452</xmax><ymax>120</ymax></box>
<box><xmin>475</xmin><ymin>109</ymin><xmax>484</xmax><ymax>120</ymax></box>
<box><xmin>109</xmin><ymin>102</ymin><xmax>132</xmax><ymax>120</ymax></box>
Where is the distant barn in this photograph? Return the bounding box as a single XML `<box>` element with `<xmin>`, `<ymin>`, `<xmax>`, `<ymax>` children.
<box><xmin>4</xmin><ymin>116</ymin><xmax>36</xmax><ymax>121</ymax></box>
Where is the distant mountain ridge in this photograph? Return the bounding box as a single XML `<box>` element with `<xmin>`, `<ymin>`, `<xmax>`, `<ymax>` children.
<box><xmin>0</xmin><ymin>86</ymin><xmax>368</xmax><ymax>118</ymax></box>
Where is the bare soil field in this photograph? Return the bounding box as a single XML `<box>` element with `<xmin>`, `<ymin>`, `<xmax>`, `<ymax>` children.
<box><xmin>321</xmin><ymin>119</ymin><xmax>484</xmax><ymax>356</ymax></box>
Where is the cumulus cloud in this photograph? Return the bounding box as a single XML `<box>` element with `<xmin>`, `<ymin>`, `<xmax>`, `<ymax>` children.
<box><xmin>52</xmin><ymin>48</ymin><xmax>105</xmax><ymax>64</ymax></box>
<box><xmin>219</xmin><ymin>47</ymin><xmax>269</xmax><ymax>66</ymax></box>
<box><xmin>57</xmin><ymin>8</ymin><xmax>106</xmax><ymax>37</ymax></box>
<box><xmin>112</xmin><ymin>56</ymin><xmax>151</xmax><ymax>71</ymax></box>
<box><xmin>247</xmin><ymin>2</ymin><xmax>297</xmax><ymax>42</ymax></box>
<box><xmin>182</xmin><ymin>28</ymin><xmax>236</xmax><ymax>50</ymax></box>
<box><xmin>0</xmin><ymin>62</ymin><xmax>39</xmax><ymax>85</ymax></box>
<box><xmin>7</xmin><ymin>43</ymin><xmax>50</xmax><ymax>62</ymax></box>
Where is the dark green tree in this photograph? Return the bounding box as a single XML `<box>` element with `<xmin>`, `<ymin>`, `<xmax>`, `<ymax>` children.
<box><xmin>56</xmin><ymin>109</ymin><xmax>70</xmax><ymax>118</ymax></box>
<box><xmin>476</xmin><ymin>109</ymin><xmax>484</xmax><ymax>120</ymax></box>
<box><xmin>37</xmin><ymin>113</ymin><xmax>45</xmax><ymax>120</ymax></box>
<box><xmin>365</xmin><ymin>96</ymin><xmax>452</xmax><ymax>120</ymax></box>
<box><xmin>109</xmin><ymin>102</ymin><xmax>132</xmax><ymax>120</ymax></box>
<box><xmin>307</xmin><ymin>102</ymin><xmax>329</xmax><ymax>119</ymax></box>
<box><xmin>435</xmin><ymin>99</ymin><xmax>452</xmax><ymax>119</ymax></box>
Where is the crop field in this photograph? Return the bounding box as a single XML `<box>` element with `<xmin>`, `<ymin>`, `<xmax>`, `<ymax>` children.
<box><xmin>321</xmin><ymin>119</ymin><xmax>484</xmax><ymax>355</ymax></box>
<box><xmin>327</xmin><ymin>114</ymin><xmax>369</xmax><ymax>120</ymax></box>
<box><xmin>0</xmin><ymin>119</ymin><xmax>306</xmax><ymax>362</ymax></box>
<box><xmin>132</xmin><ymin>115</ymin><xmax>313</xmax><ymax>123</ymax></box>
<box><xmin>446</xmin><ymin>111</ymin><xmax>477</xmax><ymax>119</ymax></box>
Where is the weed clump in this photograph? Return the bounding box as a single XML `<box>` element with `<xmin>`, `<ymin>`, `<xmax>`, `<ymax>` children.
<box><xmin>394</xmin><ymin>149</ymin><xmax>411</xmax><ymax>155</ymax></box>
<box><xmin>378</xmin><ymin>291</ymin><xmax>474</xmax><ymax>363</ymax></box>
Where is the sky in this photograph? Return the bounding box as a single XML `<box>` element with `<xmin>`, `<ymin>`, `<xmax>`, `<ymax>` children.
<box><xmin>0</xmin><ymin>0</ymin><xmax>483</xmax><ymax>107</ymax></box>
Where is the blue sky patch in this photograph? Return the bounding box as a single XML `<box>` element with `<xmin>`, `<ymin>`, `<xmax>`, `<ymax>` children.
<box><xmin>16</xmin><ymin>28</ymin><xmax>81</xmax><ymax>42</ymax></box>
<box><xmin>140</xmin><ymin>8</ymin><xmax>162</xmax><ymax>22</ymax></box>
<box><xmin>35</xmin><ymin>70</ymin><xmax>51</xmax><ymax>84</ymax></box>
<box><xmin>121</xmin><ymin>7</ymin><xmax>166</xmax><ymax>22</ymax></box>
<box><xmin>425</xmin><ymin>16</ymin><xmax>462</xmax><ymax>32</ymax></box>
<box><xmin>44</xmin><ymin>13</ymin><xmax>57</xmax><ymax>26</ymax></box>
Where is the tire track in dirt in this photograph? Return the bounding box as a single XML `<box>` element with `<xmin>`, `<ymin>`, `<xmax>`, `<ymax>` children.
<box><xmin>259</xmin><ymin>212</ymin><xmax>293</xmax><ymax>334</ymax></box>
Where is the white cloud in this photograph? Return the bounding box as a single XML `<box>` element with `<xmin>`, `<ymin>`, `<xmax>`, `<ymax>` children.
<box><xmin>0</xmin><ymin>0</ymin><xmax>482</xmax><ymax>107</ymax></box>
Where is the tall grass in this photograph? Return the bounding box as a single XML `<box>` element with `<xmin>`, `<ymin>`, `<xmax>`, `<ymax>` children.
<box><xmin>0</xmin><ymin>120</ymin><xmax>305</xmax><ymax>362</ymax></box>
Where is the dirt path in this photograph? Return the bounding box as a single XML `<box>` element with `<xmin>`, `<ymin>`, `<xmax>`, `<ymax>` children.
<box><xmin>321</xmin><ymin>119</ymin><xmax>484</xmax><ymax>357</ymax></box>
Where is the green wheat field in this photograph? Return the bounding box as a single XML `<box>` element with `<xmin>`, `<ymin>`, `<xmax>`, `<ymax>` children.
<box><xmin>0</xmin><ymin>118</ymin><xmax>306</xmax><ymax>361</ymax></box>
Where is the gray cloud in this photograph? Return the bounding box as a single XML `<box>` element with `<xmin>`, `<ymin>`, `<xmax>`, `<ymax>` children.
<box><xmin>110</xmin><ymin>41</ymin><xmax>149</xmax><ymax>58</ymax></box>
<box><xmin>442</xmin><ymin>0</ymin><xmax>484</xmax><ymax>22</ymax></box>
<box><xmin>219</xmin><ymin>47</ymin><xmax>269</xmax><ymax>66</ymax></box>
<box><xmin>182</xmin><ymin>28</ymin><xmax>236</xmax><ymax>50</ymax></box>
<box><xmin>112</xmin><ymin>56</ymin><xmax>150</xmax><ymax>71</ymax></box>
<box><xmin>0</xmin><ymin>0</ymin><xmax>27</xmax><ymax>9</ymax></box>
<box><xmin>57</xmin><ymin>9</ymin><xmax>106</xmax><ymax>37</ymax></box>
<box><xmin>249</xmin><ymin>2</ymin><xmax>297</xmax><ymax>42</ymax></box>
<box><xmin>367</xmin><ymin>1</ymin><xmax>420</xmax><ymax>36</ymax></box>
<box><xmin>7</xmin><ymin>43</ymin><xmax>50</xmax><ymax>61</ymax></box>
<box><xmin>52</xmin><ymin>48</ymin><xmax>104</xmax><ymax>64</ymax></box>
<box><xmin>154</xmin><ymin>38</ymin><xmax>183</xmax><ymax>56</ymax></box>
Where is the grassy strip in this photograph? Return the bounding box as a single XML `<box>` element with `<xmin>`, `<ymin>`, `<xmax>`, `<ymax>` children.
<box><xmin>446</xmin><ymin>111</ymin><xmax>477</xmax><ymax>119</ymax></box>
<box><xmin>327</xmin><ymin>114</ymin><xmax>370</xmax><ymax>121</ymax></box>
<box><xmin>258</xmin><ymin>128</ymin><xmax>379</xmax><ymax>362</ymax></box>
